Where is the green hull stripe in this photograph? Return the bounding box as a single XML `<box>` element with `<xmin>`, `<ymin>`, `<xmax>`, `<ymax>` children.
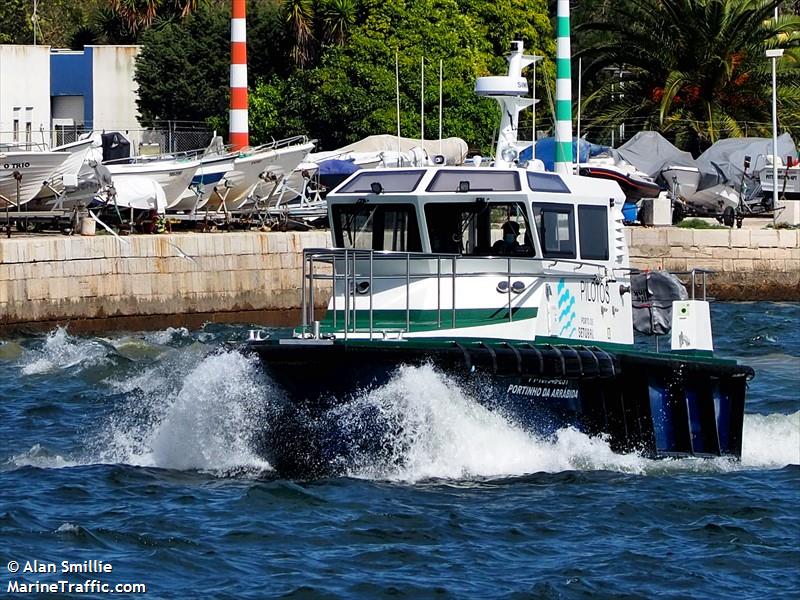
<box><xmin>320</xmin><ymin>307</ymin><xmax>538</xmax><ymax>333</ymax></box>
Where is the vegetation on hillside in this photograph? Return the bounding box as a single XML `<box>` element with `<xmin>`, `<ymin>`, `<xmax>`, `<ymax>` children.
<box><xmin>576</xmin><ymin>0</ymin><xmax>800</xmax><ymax>154</ymax></box>
<box><xmin>0</xmin><ymin>0</ymin><xmax>797</xmax><ymax>154</ymax></box>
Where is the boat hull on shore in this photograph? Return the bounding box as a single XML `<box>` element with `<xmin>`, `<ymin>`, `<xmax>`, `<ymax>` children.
<box><xmin>249</xmin><ymin>338</ymin><xmax>752</xmax><ymax>476</ymax></box>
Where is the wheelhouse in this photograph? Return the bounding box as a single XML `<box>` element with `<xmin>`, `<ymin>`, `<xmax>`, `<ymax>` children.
<box><xmin>327</xmin><ymin>167</ymin><xmax>625</xmax><ymax>267</ymax></box>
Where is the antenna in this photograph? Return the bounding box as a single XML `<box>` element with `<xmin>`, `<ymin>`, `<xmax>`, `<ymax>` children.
<box><xmin>420</xmin><ymin>57</ymin><xmax>424</xmax><ymax>164</ymax></box>
<box><xmin>474</xmin><ymin>40</ymin><xmax>539</xmax><ymax>168</ymax></box>
<box><xmin>576</xmin><ymin>56</ymin><xmax>582</xmax><ymax>173</ymax></box>
<box><xmin>439</xmin><ymin>59</ymin><xmax>443</xmax><ymax>156</ymax></box>
<box><xmin>532</xmin><ymin>58</ymin><xmax>536</xmax><ymax>160</ymax></box>
<box><xmin>395</xmin><ymin>50</ymin><xmax>401</xmax><ymax>160</ymax></box>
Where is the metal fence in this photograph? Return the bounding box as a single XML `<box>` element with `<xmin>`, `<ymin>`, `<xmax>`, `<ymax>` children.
<box><xmin>0</xmin><ymin>122</ymin><xmax>214</xmax><ymax>154</ymax></box>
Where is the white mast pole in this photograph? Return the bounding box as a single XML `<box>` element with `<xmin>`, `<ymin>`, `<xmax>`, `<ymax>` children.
<box><xmin>576</xmin><ymin>57</ymin><xmax>582</xmax><ymax>172</ymax></box>
<box><xmin>439</xmin><ymin>59</ymin><xmax>443</xmax><ymax>156</ymax></box>
<box><xmin>396</xmin><ymin>51</ymin><xmax>401</xmax><ymax>160</ymax></box>
<box><xmin>772</xmin><ymin>6</ymin><xmax>780</xmax><ymax>221</ymax></box>
<box><xmin>532</xmin><ymin>60</ymin><xmax>536</xmax><ymax>160</ymax></box>
<box><xmin>420</xmin><ymin>57</ymin><xmax>425</xmax><ymax>164</ymax></box>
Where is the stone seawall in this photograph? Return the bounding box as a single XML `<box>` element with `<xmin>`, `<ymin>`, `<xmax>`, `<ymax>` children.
<box><xmin>627</xmin><ymin>228</ymin><xmax>800</xmax><ymax>300</ymax></box>
<box><xmin>0</xmin><ymin>232</ymin><xmax>331</xmax><ymax>331</ymax></box>
<box><xmin>0</xmin><ymin>227</ymin><xmax>797</xmax><ymax>332</ymax></box>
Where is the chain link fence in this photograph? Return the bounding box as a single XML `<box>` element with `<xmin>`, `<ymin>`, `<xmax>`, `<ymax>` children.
<box><xmin>0</xmin><ymin>121</ymin><xmax>215</xmax><ymax>154</ymax></box>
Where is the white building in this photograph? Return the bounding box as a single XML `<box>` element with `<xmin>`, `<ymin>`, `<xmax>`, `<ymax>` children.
<box><xmin>0</xmin><ymin>45</ymin><xmax>51</xmax><ymax>147</ymax></box>
<box><xmin>0</xmin><ymin>44</ymin><xmax>141</xmax><ymax>148</ymax></box>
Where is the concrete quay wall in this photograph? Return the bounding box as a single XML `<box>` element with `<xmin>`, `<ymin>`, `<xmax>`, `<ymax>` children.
<box><xmin>0</xmin><ymin>227</ymin><xmax>797</xmax><ymax>332</ymax></box>
<box><xmin>627</xmin><ymin>228</ymin><xmax>800</xmax><ymax>300</ymax></box>
<box><xmin>0</xmin><ymin>232</ymin><xmax>331</xmax><ymax>330</ymax></box>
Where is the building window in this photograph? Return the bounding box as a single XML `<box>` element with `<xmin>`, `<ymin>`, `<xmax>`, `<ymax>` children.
<box><xmin>12</xmin><ymin>107</ymin><xmax>20</xmax><ymax>142</ymax></box>
<box><xmin>578</xmin><ymin>205</ymin><xmax>609</xmax><ymax>260</ymax></box>
<box><xmin>25</xmin><ymin>108</ymin><xmax>32</xmax><ymax>147</ymax></box>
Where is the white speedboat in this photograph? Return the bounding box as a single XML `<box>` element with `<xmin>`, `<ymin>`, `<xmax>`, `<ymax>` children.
<box><xmin>758</xmin><ymin>161</ymin><xmax>800</xmax><ymax>200</ymax></box>
<box><xmin>204</xmin><ymin>137</ymin><xmax>314</xmax><ymax>212</ymax></box>
<box><xmin>105</xmin><ymin>158</ymin><xmax>201</xmax><ymax>210</ymax></box>
<box><xmin>170</xmin><ymin>153</ymin><xmax>237</xmax><ymax>213</ymax></box>
<box><xmin>578</xmin><ymin>156</ymin><xmax>662</xmax><ymax>201</ymax></box>
<box><xmin>661</xmin><ymin>164</ymin><xmax>702</xmax><ymax>200</ymax></box>
<box><xmin>0</xmin><ymin>151</ymin><xmax>70</xmax><ymax>207</ymax></box>
<box><xmin>27</xmin><ymin>138</ymin><xmax>97</xmax><ymax>207</ymax></box>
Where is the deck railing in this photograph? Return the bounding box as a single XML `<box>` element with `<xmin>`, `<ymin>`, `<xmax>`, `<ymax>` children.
<box><xmin>299</xmin><ymin>248</ymin><xmax>616</xmax><ymax>340</ymax></box>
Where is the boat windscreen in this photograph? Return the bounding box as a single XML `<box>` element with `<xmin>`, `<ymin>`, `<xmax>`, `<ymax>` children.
<box><xmin>426</xmin><ymin>170</ymin><xmax>521</xmax><ymax>192</ymax></box>
<box><xmin>337</xmin><ymin>170</ymin><xmax>425</xmax><ymax>193</ymax></box>
<box><xmin>332</xmin><ymin>204</ymin><xmax>421</xmax><ymax>252</ymax></box>
<box><xmin>424</xmin><ymin>201</ymin><xmax>534</xmax><ymax>256</ymax></box>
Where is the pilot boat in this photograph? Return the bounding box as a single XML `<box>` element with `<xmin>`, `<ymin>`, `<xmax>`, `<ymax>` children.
<box><xmin>246</xmin><ymin>41</ymin><xmax>753</xmax><ymax>476</ymax></box>
<box><xmin>248</xmin><ymin>164</ymin><xmax>752</xmax><ymax>474</ymax></box>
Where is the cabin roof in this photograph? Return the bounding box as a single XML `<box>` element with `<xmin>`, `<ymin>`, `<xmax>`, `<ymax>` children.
<box><xmin>328</xmin><ymin>166</ymin><xmax>626</xmax><ymax>206</ymax></box>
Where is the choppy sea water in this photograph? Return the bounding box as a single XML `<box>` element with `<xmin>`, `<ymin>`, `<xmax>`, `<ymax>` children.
<box><xmin>0</xmin><ymin>302</ymin><xmax>798</xmax><ymax>598</ymax></box>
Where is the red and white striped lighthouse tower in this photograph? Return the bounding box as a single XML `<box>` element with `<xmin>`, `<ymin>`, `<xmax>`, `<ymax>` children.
<box><xmin>229</xmin><ymin>0</ymin><xmax>249</xmax><ymax>150</ymax></box>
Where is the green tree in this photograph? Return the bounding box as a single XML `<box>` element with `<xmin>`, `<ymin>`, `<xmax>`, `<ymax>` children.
<box><xmin>0</xmin><ymin>0</ymin><xmax>34</xmax><ymax>44</ymax></box>
<box><xmin>109</xmin><ymin>0</ymin><xmax>205</xmax><ymax>33</ymax></box>
<box><xmin>137</xmin><ymin>0</ymin><xmax>553</xmax><ymax>150</ymax></box>
<box><xmin>253</xmin><ymin>0</ymin><xmax>553</xmax><ymax>151</ymax></box>
<box><xmin>134</xmin><ymin>4</ymin><xmax>230</xmax><ymax>127</ymax></box>
<box><xmin>317</xmin><ymin>0</ymin><xmax>358</xmax><ymax>46</ymax></box>
<box><xmin>577</xmin><ymin>0</ymin><xmax>800</xmax><ymax>152</ymax></box>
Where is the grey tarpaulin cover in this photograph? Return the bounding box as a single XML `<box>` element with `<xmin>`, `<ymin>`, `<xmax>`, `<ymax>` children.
<box><xmin>696</xmin><ymin>133</ymin><xmax>798</xmax><ymax>192</ymax></box>
<box><xmin>631</xmin><ymin>271</ymin><xmax>689</xmax><ymax>336</ymax></box>
<box><xmin>612</xmin><ymin>131</ymin><xmax>697</xmax><ymax>178</ymax></box>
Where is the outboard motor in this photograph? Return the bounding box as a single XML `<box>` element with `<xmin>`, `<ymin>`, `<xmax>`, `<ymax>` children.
<box><xmin>101</xmin><ymin>132</ymin><xmax>131</xmax><ymax>163</ymax></box>
<box><xmin>631</xmin><ymin>271</ymin><xmax>688</xmax><ymax>336</ymax></box>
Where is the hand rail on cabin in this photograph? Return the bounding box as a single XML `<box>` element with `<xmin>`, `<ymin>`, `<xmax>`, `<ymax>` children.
<box><xmin>300</xmin><ymin>248</ymin><xmax>624</xmax><ymax>338</ymax></box>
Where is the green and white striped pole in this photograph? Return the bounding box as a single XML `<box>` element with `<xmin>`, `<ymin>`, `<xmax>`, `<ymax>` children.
<box><xmin>555</xmin><ymin>0</ymin><xmax>573</xmax><ymax>175</ymax></box>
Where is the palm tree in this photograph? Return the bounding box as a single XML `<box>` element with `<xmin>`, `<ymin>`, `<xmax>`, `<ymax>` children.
<box><xmin>318</xmin><ymin>0</ymin><xmax>357</xmax><ymax>46</ymax></box>
<box><xmin>578</xmin><ymin>0</ymin><xmax>800</xmax><ymax>152</ymax></box>
<box><xmin>285</xmin><ymin>0</ymin><xmax>315</xmax><ymax>67</ymax></box>
<box><xmin>109</xmin><ymin>0</ymin><xmax>202</xmax><ymax>33</ymax></box>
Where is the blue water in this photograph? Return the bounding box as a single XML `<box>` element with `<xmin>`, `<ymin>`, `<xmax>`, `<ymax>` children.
<box><xmin>1</xmin><ymin>303</ymin><xmax>798</xmax><ymax>598</ymax></box>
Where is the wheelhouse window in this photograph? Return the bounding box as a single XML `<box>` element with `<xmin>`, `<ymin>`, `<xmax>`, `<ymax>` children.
<box><xmin>424</xmin><ymin>201</ymin><xmax>534</xmax><ymax>256</ymax></box>
<box><xmin>527</xmin><ymin>172</ymin><xmax>570</xmax><ymax>193</ymax></box>
<box><xmin>332</xmin><ymin>203</ymin><xmax>421</xmax><ymax>252</ymax></box>
<box><xmin>336</xmin><ymin>170</ymin><xmax>425</xmax><ymax>194</ymax></box>
<box><xmin>426</xmin><ymin>170</ymin><xmax>521</xmax><ymax>192</ymax></box>
<box><xmin>578</xmin><ymin>205</ymin><xmax>609</xmax><ymax>260</ymax></box>
<box><xmin>533</xmin><ymin>203</ymin><xmax>576</xmax><ymax>258</ymax></box>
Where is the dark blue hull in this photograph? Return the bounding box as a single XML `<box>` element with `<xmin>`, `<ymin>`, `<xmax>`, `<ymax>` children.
<box><xmin>248</xmin><ymin>339</ymin><xmax>752</xmax><ymax>477</ymax></box>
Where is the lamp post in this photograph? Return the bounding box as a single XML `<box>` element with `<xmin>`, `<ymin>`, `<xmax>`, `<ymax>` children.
<box><xmin>766</xmin><ymin>47</ymin><xmax>784</xmax><ymax>218</ymax></box>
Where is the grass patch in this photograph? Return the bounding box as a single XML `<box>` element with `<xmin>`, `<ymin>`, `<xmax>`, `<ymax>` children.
<box><xmin>677</xmin><ymin>218</ymin><xmax>728</xmax><ymax>230</ymax></box>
